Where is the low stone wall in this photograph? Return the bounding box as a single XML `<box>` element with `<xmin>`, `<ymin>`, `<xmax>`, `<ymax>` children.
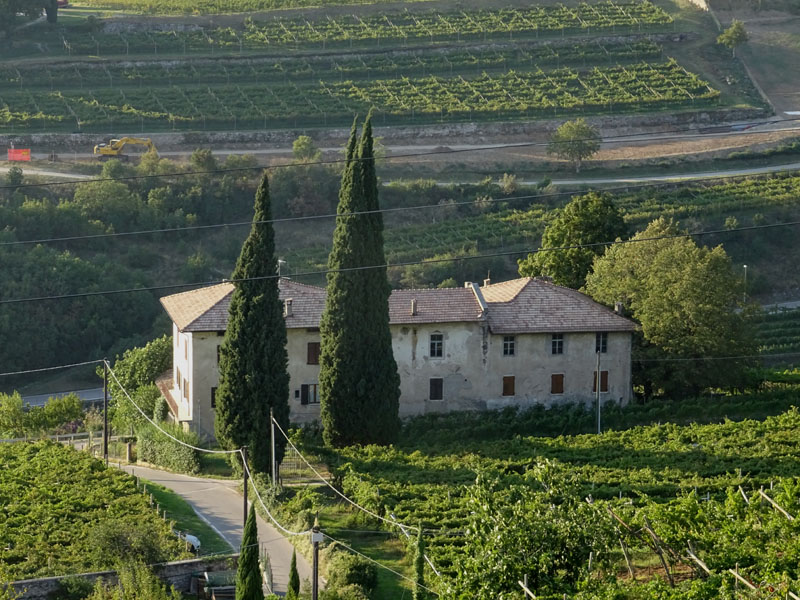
<box><xmin>11</xmin><ymin>555</ymin><xmax>238</xmax><ymax>600</ymax></box>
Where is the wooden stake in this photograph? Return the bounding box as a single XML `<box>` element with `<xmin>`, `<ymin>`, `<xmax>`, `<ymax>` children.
<box><xmin>518</xmin><ymin>580</ymin><xmax>537</xmax><ymax>599</ymax></box>
<box><xmin>758</xmin><ymin>488</ymin><xmax>795</xmax><ymax>521</ymax></box>
<box><xmin>619</xmin><ymin>537</ymin><xmax>634</xmax><ymax>578</ymax></box>
<box><xmin>728</xmin><ymin>568</ymin><xmax>757</xmax><ymax>591</ymax></box>
<box><xmin>686</xmin><ymin>544</ymin><xmax>711</xmax><ymax>576</ymax></box>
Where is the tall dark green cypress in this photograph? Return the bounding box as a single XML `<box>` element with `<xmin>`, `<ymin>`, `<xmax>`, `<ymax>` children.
<box><xmin>235</xmin><ymin>504</ymin><xmax>264</xmax><ymax>600</ymax></box>
<box><xmin>215</xmin><ymin>174</ymin><xmax>289</xmax><ymax>473</ymax></box>
<box><xmin>287</xmin><ymin>549</ymin><xmax>300</xmax><ymax>599</ymax></box>
<box><xmin>319</xmin><ymin>116</ymin><xmax>400</xmax><ymax>447</ymax></box>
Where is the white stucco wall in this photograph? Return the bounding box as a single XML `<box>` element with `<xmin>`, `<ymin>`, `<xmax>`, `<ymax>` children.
<box><xmin>172</xmin><ymin>323</ymin><xmax>632</xmax><ymax>436</ymax></box>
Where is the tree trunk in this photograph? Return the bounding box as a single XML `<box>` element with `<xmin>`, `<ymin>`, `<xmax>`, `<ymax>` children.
<box><xmin>45</xmin><ymin>0</ymin><xmax>58</xmax><ymax>24</ymax></box>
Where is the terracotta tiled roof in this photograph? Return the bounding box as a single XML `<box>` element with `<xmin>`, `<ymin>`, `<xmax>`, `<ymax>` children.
<box><xmin>389</xmin><ymin>288</ymin><xmax>483</xmax><ymax>324</ymax></box>
<box><xmin>160</xmin><ymin>283</ymin><xmax>234</xmax><ymax>332</ymax></box>
<box><xmin>159</xmin><ymin>277</ymin><xmax>635</xmax><ymax>334</ymax></box>
<box><xmin>483</xmin><ymin>277</ymin><xmax>637</xmax><ymax>334</ymax></box>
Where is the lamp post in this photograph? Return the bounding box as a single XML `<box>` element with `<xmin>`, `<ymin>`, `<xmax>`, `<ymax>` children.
<box><xmin>743</xmin><ymin>264</ymin><xmax>748</xmax><ymax>305</ymax></box>
<box><xmin>278</xmin><ymin>259</ymin><xmax>287</xmax><ymax>277</ymax></box>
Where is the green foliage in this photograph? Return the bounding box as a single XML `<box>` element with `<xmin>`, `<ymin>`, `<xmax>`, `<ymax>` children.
<box><xmin>518</xmin><ymin>192</ymin><xmax>627</xmax><ymax>289</ymax></box>
<box><xmin>3</xmin><ymin>166</ymin><xmax>22</xmax><ymax>187</ymax></box>
<box><xmin>0</xmin><ymin>442</ymin><xmax>186</xmax><ymax>580</ymax></box>
<box><xmin>320</xmin><ymin>116</ymin><xmax>400</xmax><ymax>448</ymax></box>
<box><xmin>547</xmin><ymin>118</ymin><xmax>601</xmax><ymax>172</ymax></box>
<box><xmin>288</xmin><ymin>549</ymin><xmax>300</xmax><ymax>598</ymax></box>
<box><xmin>236</xmin><ymin>505</ymin><xmax>263</xmax><ymax>600</ymax></box>
<box><xmin>324</xmin><ymin>548</ymin><xmax>378</xmax><ymax>595</ymax></box>
<box><xmin>190</xmin><ymin>148</ymin><xmax>219</xmax><ymax>173</ymax></box>
<box><xmin>215</xmin><ymin>174</ymin><xmax>289</xmax><ymax>473</ymax></box>
<box><xmin>292</xmin><ymin>135</ymin><xmax>322</xmax><ymax>162</ymax></box>
<box><xmin>0</xmin><ymin>392</ymin><xmax>85</xmax><ymax>438</ymax></box>
<box><xmin>52</xmin><ymin>575</ymin><xmax>94</xmax><ymax>600</ymax></box>
<box><xmin>84</xmin><ymin>562</ymin><xmax>182</xmax><ymax>600</ymax></box>
<box><xmin>412</xmin><ymin>525</ymin><xmax>427</xmax><ymax>600</ymax></box>
<box><xmin>88</xmin><ymin>520</ymin><xmax>178</xmax><ymax>566</ymax></box>
<box><xmin>137</xmin><ymin>422</ymin><xmax>201</xmax><ymax>473</ymax></box>
<box><xmin>717</xmin><ymin>20</ymin><xmax>748</xmax><ymax>57</ymax></box>
<box><xmin>584</xmin><ymin>217</ymin><xmax>755</xmax><ymax>397</ymax></box>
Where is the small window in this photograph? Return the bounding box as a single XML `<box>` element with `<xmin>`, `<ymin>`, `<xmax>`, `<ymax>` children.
<box><xmin>300</xmin><ymin>384</ymin><xmax>320</xmax><ymax>405</ymax></box>
<box><xmin>216</xmin><ymin>345</ymin><xmax>221</xmax><ymax>365</ymax></box>
<box><xmin>592</xmin><ymin>371</ymin><xmax>609</xmax><ymax>393</ymax></box>
<box><xmin>429</xmin><ymin>378</ymin><xmax>444</xmax><ymax>401</ymax></box>
<box><xmin>503</xmin><ymin>336</ymin><xmax>515</xmax><ymax>356</ymax></box>
<box><xmin>430</xmin><ymin>334</ymin><xmax>443</xmax><ymax>358</ymax></box>
<box><xmin>184</xmin><ymin>338</ymin><xmax>188</xmax><ymax>360</ymax></box>
<box><xmin>596</xmin><ymin>332</ymin><xmax>608</xmax><ymax>354</ymax></box>
<box><xmin>183</xmin><ymin>378</ymin><xmax>189</xmax><ymax>400</ymax></box>
<box><xmin>211</xmin><ymin>387</ymin><xmax>217</xmax><ymax>408</ymax></box>
<box><xmin>307</xmin><ymin>342</ymin><xmax>320</xmax><ymax>365</ymax></box>
<box><xmin>551</xmin><ymin>374</ymin><xmax>564</xmax><ymax>394</ymax></box>
<box><xmin>502</xmin><ymin>376</ymin><xmax>515</xmax><ymax>397</ymax></box>
<box><xmin>551</xmin><ymin>334</ymin><xmax>564</xmax><ymax>355</ymax></box>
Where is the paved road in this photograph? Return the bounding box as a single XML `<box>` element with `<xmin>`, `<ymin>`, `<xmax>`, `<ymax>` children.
<box><xmin>22</xmin><ymin>387</ymin><xmax>104</xmax><ymax>408</ymax></box>
<box><xmin>119</xmin><ymin>463</ymin><xmax>312</xmax><ymax>595</ymax></box>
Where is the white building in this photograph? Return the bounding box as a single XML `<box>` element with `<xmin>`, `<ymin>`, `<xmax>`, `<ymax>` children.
<box><xmin>158</xmin><ymin>277</ymin><xmax>636</xmax><ymax>439</ymax></box>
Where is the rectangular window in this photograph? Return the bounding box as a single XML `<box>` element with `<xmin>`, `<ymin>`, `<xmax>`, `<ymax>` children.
<box><xmin>429</xmin><ymin>378</ymin><xmax>444</xmax><ymax>401</ymax></box>
<box><xmin>183</xmin><ymin>378</ymin><xmax>189</xmax><ymax>400</ymax></box>
<box><xmin>216</xmin><ymin>345</ymin><xmax>221</xmax><ymax>365</ymax></box>
<box><xmin>596</xmin><ymin>332</ymin><xmax>608</xmax><ymax>354</ymax></box>
<box><xmin>551</xmin><ymin>334</ymin><xmax>564</xmax><ymax>355</ymax></box>
<box><xmin>593</xmin><ymin>371</ymin><xmax>609</xmax><ymax>393</ymax></box>
<box><xmin>184</xmin><ymin>338</ymin><xmax>188</xmax><ymax>360</ymax></box>
<box><xmin>176</xmin><ymin>367</ymin><xmax>181</xmax><ymax>387</ymax></box>
<box><xmin>551</xmin><ymin>374</ymin><xmax>564</xmax><ymax>394</ymax></box>
<box><xmin>307</xmin><ymin>342</ymin><xmax>320</xmax><ymax>365</ymax></box>
<box><xmin>430</xmin><ymin>334</ymin><xmax>443</xmax><ymax>358</ymax></box>
<box><xmin>503</xmin><ymin>336</ymin><xmax>516</xmax><ymax>356</ymax></box>
<box><xmin>300</xmin><ymin>384</ymin><xmax>320</xmax><ymax>405</ymax></box>
<box><xmin>502</xmin><ymin>376</ymin><xmax>515</xmax><ymax>397</ymax></box>
<box><xmin>211</xmin><ymin>387</ymin><xmax>217</xmax><ymax>408</ymax></box>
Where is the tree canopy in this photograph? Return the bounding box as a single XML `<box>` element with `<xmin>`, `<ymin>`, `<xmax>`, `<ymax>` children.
<box><xmin>547</xmin><ymin>118</ymin><xmax>601</xmax><ymax>173</ymax></box>
<box><xmin>584</xmin><ymin>217</ymin><xmax>755</xmax><ymax>397</ymax></box>
<box><xmin>717</xmin><ymin>20</ymin><xmax>748</xmax><ymax>57</ymax></box>
<box><xmin>319</xmin><ymin>116</ymin><xmax>401</xmax><ymax>448</ymax></box>
<box><xmin>215</xmin><ymin>173</ymin><xmax>289</xmax><ymax>473</ymax></box>
<box><xmin>518</xmin><ymin>192</ymin><xmax>627</xmax><ymax>289</ymax></box>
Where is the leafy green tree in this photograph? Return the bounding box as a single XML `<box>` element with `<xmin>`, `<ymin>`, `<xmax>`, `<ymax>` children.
<box><xmin>518</xmin><ymin>192</ymin><xmax>627</xmax><ymax>289</ymax></box>
<box><xmin>292</xmin><ymin>135</ymin><xmax>322</xmax><ymax>162</ymax></box>
<box><xmin>717</xmin><ymin>20</ymin><xmax>748</xmax><ymax>57</ymax></box>
<box><xmin>547</xmin><ymin>118</ymin><xmax>601</xmax><ymax>173</ymax></box>
<box><xmin>190</xmin><ymin>148</ymin><xmax>219</xmax><ymax>173</ymax></box>
<box><xmin>288</xmin><ymin>549</ymin><xmax>300</xmax><ymax>599</ymax></box>
<box><xmin>0</xmin><ymin>393</ymin><xmax>26</xmax><ymax>438</ymax></box>
<box><xmin>236</xmin><ymin>505</ymin><xmax>264</xmax><ymax>600</ymax></box>
<box><xmin>413</xmin><ymin>525</ymin><xmax>427</xmax><ymax>600</ymax></box>
<box><xmin>4</xmin><ymin>166</ymin><xmax>22</xmax><ymax>187</ymax></box>
<box><xmin>584</xmin><ymin>217</ymin><xmax>755</xmax><ymax>397</ymax></box>
<box><xmin>85</xmin><ymin>562</ymin><xmax>181</xmax><ymax>600</ymax></box>
<box><xmin>319</xmin><ymin>116</ymin><xmax>400</xmax><ymax>448</ymax></box>
<box><xmin>215</xmin><ymin>174</ymin><xmax>289</xmax><ymax>473</ymax></box>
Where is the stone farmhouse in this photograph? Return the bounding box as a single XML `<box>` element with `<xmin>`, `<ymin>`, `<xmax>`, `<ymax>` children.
<box><xmin>158</xmin><ymin>277</ymin><xmax>637</xmax><ymax>439</ymax></box>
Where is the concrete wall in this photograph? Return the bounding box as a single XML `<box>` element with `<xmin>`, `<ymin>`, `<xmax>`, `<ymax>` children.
<box><xmin>11</xmin><ymin>555</ymin><xmax>238</xmax><ymax>600</ymax></box>
<box><xmin>175</xmin><ymin>324</ymin><xmax>632</xmax><ymax>434</ymax></box>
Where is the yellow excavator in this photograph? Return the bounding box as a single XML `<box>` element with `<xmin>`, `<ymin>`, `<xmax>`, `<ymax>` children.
<box><xmin>93</xmin><ymin>137</ymin><xmax>158</xmax><ymax>160</ymax></box>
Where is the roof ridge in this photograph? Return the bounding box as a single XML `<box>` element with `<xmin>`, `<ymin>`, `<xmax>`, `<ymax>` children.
<box><xmin>182</xmin><ymin>285</ymin><xmax>235</xmax><ymax>331</ymax></box>
<box><xmin>542</xmin><ymin>280</ymin><xmax>635</xmax><ymax>323</ymax></box>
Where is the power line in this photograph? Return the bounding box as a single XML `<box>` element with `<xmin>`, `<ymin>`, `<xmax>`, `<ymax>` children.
<box><xmin>2</xmin><ymin>117</ymin><xmax>799</xmax><ymax>191</ymax></box>
<box><xmin>0</xmin><ymin>359</ymin><xmax>103</xmax><ymax>377</ymax></box>
<box><xmin>2</xmin><ymin>218</ymin><xmax>799</xmax><ymax>306</ymax></box>
<box><xmin>4</xmin><ymin>166</ymin><xmax>797</xmax><ymax>248</ymax></box>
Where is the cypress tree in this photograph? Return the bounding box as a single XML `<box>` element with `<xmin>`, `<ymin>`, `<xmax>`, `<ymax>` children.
<box><xmin>236</xmin><ymin>504</ymin><xmax>264</xmax><ymax>600</ymax></box>
<box><xmin>287</xmin><ymin>549</ymin><xmax>300</xmax><ymax>599</ymax></box>
<box><xmin>319</xmin><ymin>116</ymin><xmax>400</xmax><ymax>447</ymax></box>
<box><xmin>215</xmin><ymin>174</ymin><xmax>289</xmax><ymax>473</ymax></box>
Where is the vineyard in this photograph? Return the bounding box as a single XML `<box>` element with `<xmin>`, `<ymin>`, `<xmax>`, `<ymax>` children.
<box><xmin>305</xmin><ymin>405</ymin><xmax>800</xmax><ymax>598</ymax></box>
<box><xmin>0</xmin><ymin>59</ymin><xmax>717</xmax><ymax>132</ymax></box>
<box><xmin>754</xmin><ymin>307</ymin><xmax>800</xmax><ymax>360</ymax></box>
<box><xmin>0</xmin><ymin>441</ymin><xmax>187</xmax><ymax>580</ymax></box>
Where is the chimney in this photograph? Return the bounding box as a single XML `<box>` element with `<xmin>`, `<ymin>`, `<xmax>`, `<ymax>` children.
<box><xmin>410</xmin><ymin>298</ymin><xmax>418</xmax><ymax>316</ymax></box>
<box><xmin>483</xmin><ymin>277</ymin><xmax>491</xmax><ymax>287</ymax></box>
<box><xmin>614</xmin><ymin>301</ymin><xmax>623</xmax><ymax>314</ymax></box>
<box><xmin>284</xmin><ymin>298</ymin><xmax>293</xmax><ymax>317</ymax></box>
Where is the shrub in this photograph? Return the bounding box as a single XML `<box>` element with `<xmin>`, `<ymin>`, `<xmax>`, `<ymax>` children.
<box><xmin>324</xmin><ymin>549</ymin><xmax>378</xmax><ymax>595</ymax></box>
<box><xmin>137</xmin><ymin>423</ymin><xmax>200</xmax><ymax>474</ymax></box>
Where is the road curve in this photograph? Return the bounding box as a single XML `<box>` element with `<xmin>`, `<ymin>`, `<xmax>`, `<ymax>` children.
<box><xmin>118</xmin><ymin>463</ymin><xmax>312</xmax><ymax>595</ymax></box>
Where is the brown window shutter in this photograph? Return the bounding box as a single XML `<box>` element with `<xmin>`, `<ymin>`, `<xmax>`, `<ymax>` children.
<box><xmin>300</xmin><ymin>384</ymin><xmax>309</xmax><ymax>405</ymax></box>
<box><xmin>593</xmin><ymin>371</ymin><xmax>609</xmax><ymax>392</ymax></box>
<box><xmin>307</xmin><ymin>342</ymin><xmax>320</xmax><ymax>365</ymax></box>
<box><xmin>551</xmin><ymin>374</ymin><xmax>564</xmax><ymax>394</ymax></box>
<box><xmin>502</xmin><ymin>376</ymin><xmax>515</xmax><ymax>397</ymax></box>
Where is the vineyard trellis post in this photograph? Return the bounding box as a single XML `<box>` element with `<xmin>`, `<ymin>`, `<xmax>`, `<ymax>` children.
<box><xmin>103</xmin><ymin>358</ymin><xmax>109</xmax><ymax>467</ymax></box>
<box><xmin>242</xmin><ymin>445</ymin><xmax>248</xmax><ymax>529</ymax></box>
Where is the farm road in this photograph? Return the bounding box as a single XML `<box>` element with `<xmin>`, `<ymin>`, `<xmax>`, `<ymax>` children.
<box><xmin>118</xmin><ymin>463</ymin><xmax>312</xmax><ymax>595</ymax></box>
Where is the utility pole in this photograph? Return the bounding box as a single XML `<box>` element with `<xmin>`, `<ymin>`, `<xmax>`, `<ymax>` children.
<box><xmin>311</xmin><ymin>520</ymin><xmax>322</xmax><ymax>600</ymax></box>
<box><xmin>270</xmin><ymin>407</ymin><xmax>276</xmax><ymax>487</ymax></box>
<box><xmin>103</xmin><ymin>359</ymin><xmax>109</xmax><ymax>467</ymax></box>
<box><xmin>743</xmin><ymin>264</ymin><xmax>748</xmax><ymax>305</ymax></box>
<box><xmin>242</xmin><ymin>446</ymin><xmax>248</xmax><ymax>530</ymax></box>
<box><xmin>596</xmin><ymin>351</ymin><xmax>601</xmax><ymax>435</ymax></box>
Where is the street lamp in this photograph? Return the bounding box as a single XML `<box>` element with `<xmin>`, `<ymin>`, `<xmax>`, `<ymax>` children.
<box><xmin>278</xmin><ymin>259</ymin><xmax>287</xmax><ymax>277</ymax></box>
<box><xmin>743</xmin><ymin>264</ymin><xmax>748</xmax><ymax>305</ymax></box>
